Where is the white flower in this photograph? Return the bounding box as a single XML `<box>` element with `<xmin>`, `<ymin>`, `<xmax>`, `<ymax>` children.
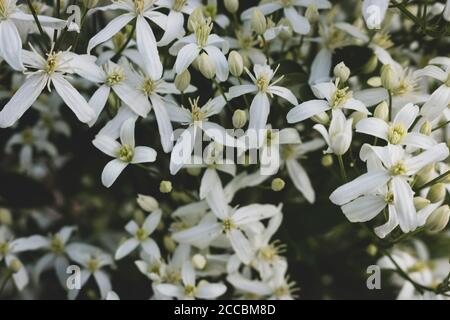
<box><xmin>156</xmin><ymin>261</ymin><xmax>227</xmax><ymax>300</ymax></box>
<box><xmin>156</xmin><ymin>0</ymin><xmax>200</xmax><ymax>46</ymax></box>
<box><xmin>314</xmin><ymin>109</ymin><xmax>353</xmax><ymax>155</ymax></box>
<box><xmin>33</xmin><ymin>226</ymin><xmax>77</xmax><ymax>287</ymax></box>
<box><xmin>0</xmin><ymin>0</ymin><xmax>78</xmax><ymax>71</ymax></box>
<box><xmin>93</xmin><ymin>118</ymin><xmax>157</xmax><ymax>188</ymax></box>
<box><xmin>356</xmin><ymin>103</ymin><xmax>436</xmax><ymax>149</ymax></box>
<box><xmin>330</xmin><ymin>143</ymin><xmax>449</xmax><ymax>233</ymax></box>
<box><xmin>445</xmin><ymin>0</ymin><xmax>450</xmax><ymax>21</ymax></box>
<box><xmin>287</xmin><ymin>80</ymin><xmax>369</xmax><ymax>124</ymax></box>
<box><xmin>0</xmin><ymin>47</ymin><xmax>97</xmax><ymax>127</ymax></box>
<box><xmin>414</xmin><ymin>57</ymin><xmax>450</xmax><ymax>121</ymax></box>
<box><xmin>66</xmin><ymin>243</ymin><xmax>113</xmax><ymax>300</ymax></box>
<box><xmin>172</xmin><ymin>180</ymin><xmax>281</xmax><ymax>264</ymax></box>
<box><xmin>202</xmin><ymin>0</ymin><xmax>230</xmax><ymax>29</ymax></box>
<box><xmin>169</xmin><ymin>17</ymin><xmax>229</xmax><ymax>81</ymax></box>
<box><xmin>0</xmin><ymin>226</ymin><xmax>48</xmax><ymax>290</ymax></box>
<box><xmin>362</xmin><ymin>0</ymin><xmax>389</xmax><ymax>30</ymax></box>
<box><xmin>167</xmin><ymin>96</ymin><xmax>243</xmax><ymax>175</ymax></box>
<box><xmin>87</xmin><ymin>0</ymin><xmax>165</xmax><ymax>80</ymax></box>
<box><xmin>115</xmin><ymin>210</ymin><xmax>162</xmax><ymax>260</ymax></box>
<box><xmin>241</xmin><ymin>0</ymin><xmax>332</xmax><ymax>35</ymax></box>
<box><xmin>227</xmin><ymin>64</ymin><xmax>298</xmax><ymax>130</ymax></box>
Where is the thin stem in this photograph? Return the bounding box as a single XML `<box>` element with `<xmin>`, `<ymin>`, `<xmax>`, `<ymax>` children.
<box><xmin>213</xmin><ymin>79</ymin><xmax>233</xmax><ymax>111</ymax></box>
<box><xmin>237</xmin><ymin>78</ymin><xmax>250</xmax><ymax>108</ymax></box>
<box><xmin>388</xmin><ymin>90</ymin><xmax>393</xmax><ymax>122</ymax></box>
<box><xmin>53</xmin><ymin>0</ymin><xmax>61</xmax><ymax>43</ymax></box>
<box><xmin>112</xmin><ymin>20</ymin><xmax>137</xmax><ymax>61</ymax></box>
<box><xmin>337</xmin><ymin>155</ymin><xmax>348</xmax><ymax>182</ymax></box>
<box><xmin>72</xmin><ymin>6</ymin><xmax>90</xmax><ymax>52</ymax></box>
<box><xmin>26</xmin><ymin>0</ymin><xmax>49</xmax><ymax>48</ymax></box>
<box><xmin>415</xmin><ymin>170</ymin><xmax>450</xmax><ymax>191</ymax></box>
<box><xmin>0</xmin><ymin>271</ymin><xmax>12</xmax><ymax>296</ymax></box>
<box><xmin>432</xmin><ymin>120</ymin><xmax>450</xmax><ymax>132</ymax></box>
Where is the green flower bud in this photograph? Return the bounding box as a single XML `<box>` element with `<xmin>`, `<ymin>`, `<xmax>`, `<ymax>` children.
<box><xmin>228</xmin><ymin>51</ymin><xmax>244</xmax><ymax>77</ymax></box>
<box><xmin>350</xmin><ymin>111</ymin><xmax>367</xmax><ymax>128</ymax></box>
<box><xmin>251</xmin><ymin>9</ymin><xmax>267</xmax><ymax>35</ymax></box>
<box><xmin>197</xmin><ymin>53</ymin><xmax>216</xmax><ymax>79</ymax></box>
<box><xmin>175</xmin><ymin>70</ymin><xmax>191</xmax><ymax>92</ymax></box>
<box><xmin>374</xmin><ymin>101</ymin><xmax>389</xmax><ymax>122</ymax></box>
<box><xmin>427</xmin><ymin>183</ymin><xmax>446</xmax><ymax>203</ymax></box>
<box><xmin>0</xmin><ymin>208</ymin><xmax>12</xmax><ymax>225</ymax></box>
<box><xmin>305</xmin><ymin>4</ymin><xmax>319</xmax><ymax>24</ymax></box>
<box><xmin>271</xmin><ymin>178</ymin><xmax>285</xmax><ymax>191</ymax></box>
<box><xmin>321</xmin><ymin>155</ymin><xmax>334</xmax><ymax>167</ymax></box>
<box><xmin>420</xmin><ymin>121</ymin><xmax>432</xmax><ymax>136</ymax></box>
<box><xmin>9</xmin><ymin>259</ymin><xmax>23</xmax><ymax>273</ymax></box>
<box><xmin>381</xmin><ymin>64</ymin><xmax>396</xmax><ymax>90</ymax></box>
<box><xmin>311</xmin><ymin>112</ymin><xmax>330</xmax><ymax>125</ymax></box>
<box><xmin>192</xmin><ymin>254</ymin><xmax>207</xmax><ymax>270</ymax></box>
<box><xmin>425</xmin><ymin>205</ymin><xmax>450</xmax><ymax>233</ymax></box>
<box><xmin>186</xmin><ymin>167</ymin><xmax>202</xmax><ymax>176</ymax></box>
<box><xmin>232</xmin><ymin>109</ymin><xmax>247</xmax><ymax>129</ymax></box>
<box><xmin>334</xmin><ymin>62</ymin><xmax>351</xmax><ymax>82</ymax></box>
<box><xmin>224</xmin><ymin>0</ymin><xmax>239</xmax><ymax>14</ymax></box>
<box><xmin>415</xmin><ymin>164</ymin><xmax>435</xmax><ymax>186</ymax></box>
<box><xmin>366</xmin><ymin>244</ymin><xmax>378</xmax><ymax>256</ymax></box>
<box><xmin>136</xmin><ymin>194</ymin><xmax>159</xmax><ymax>212</ymax></box>
<box><xmin>414</xmin><ymin>197</ymin><xmax>431</xmax><ymax>211</ymax></box>
<box><xmin>163</xmin><ymin>235</ymin><xmax>176</xmax><ymax>252</ymax></box>
<box><xmin>362</xmin><ymin>55</ymin><xmax>378</xmax><ymax>74</ymax></box>
<box><xmin>160</xmin><ymin>180</ymin><xmax>173</xmax><ymax>193</ymax></box>
<box><xmin>367</xmin><ymin>77</ymin><xmax>382</xmax><ymax>87</ymax></box>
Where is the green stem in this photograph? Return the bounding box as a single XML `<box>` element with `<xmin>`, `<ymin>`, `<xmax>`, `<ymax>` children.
<box><xmin>388</xmin><ymin>90</ymin><xmax>393</xmax><ymax>122</ymax></box>
<box><xmin>337</xmin><ymin>155</ymin><xmax>348</xmax><ymax>182</ymax></box>
<box><xmin>213</xmin><ymin>79</ymin><xmax>233</xmax><ymax>111</ymax></box>
<box><xmin>26</xmin><ymin>0</ymin><xmax>49</xmax><ymax>49</ymax></box>
<box><xmin>112</xmin><ymin>20</ymin><xmax>137</xmax><ymax>61</ymax></box>
<box><xmin>237</xmin><ymin>78</ymin><xmax>250</xmax><ymax>108</ymax></box>
<box><xmin>432</xmin><ymin>120</ymin><xmax>450</xmax><ymax>132</ymax></box>
<box><xmin>415</xmin><ymin>170</ymin><xmax>450</xmax><ymax>191</ymax></box>
<box><xmin>53</xmin><ymin>0</ymin><xmax>61</xmax><ymax>43</ymax></box>
<box><xmin>0</xmin><ymin>271</ymin><xmax>12</xmax><ymax>296</ymax></box>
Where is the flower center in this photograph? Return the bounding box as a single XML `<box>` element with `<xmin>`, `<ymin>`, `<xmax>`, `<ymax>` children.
<box><xmin>87</xmin><ymin>257</ymin><xmax>99</xmax><ymax>273</ymax></box>
<box><xmin>189</xmin><ymin>97</ymin><xmax>206</xmax><ymax>122</ymax></box>
<box><xmin>390</xmin><ymin>161</ymin><xmax>407</xmax><ymax>176</ymax></box>
<box><xmin>184</xmin><ymin>284</ymin><xmax>196</xmax><ymax>297</ymax></box>
<box><xmin>203</xmin><ymin>4</ymin><xmax>217</xmax><ymax>18</ymax></box>
<box><xmin>384</xmin><ymin>192</ymin><xmax>394</xmax><ymax>204</ymax></box>
<box><xmin>387</xmin><ymin>123</ymin><xmax>406</xmax><ymax>145</ymax></box>
<box><xmin>256</xmin><ymin>74</ymin><xmax>270</xmax><ymax>92</ymax></box>
<box><xmin>165</xmin><ymin>267</ymin><xmax>181</xmax><ymax>283</ymax></box>
<box><xmin>135</xmin><ymin>227</ymin><xmax>149</xmax><ymax>241</ymax></box>
<box><xmin>0</xmin><ymin>241</ymin><xmax>9</xmax><ymax>256</ymax></box>
<box><xmin>331</xmin><ymin>87</ymin><xmax>352</xmax><ymax>107</ymax></box>
<box><xmin>194</xmin><ymin>18</ymin><xmax>213</xmax><ymax>48</ymax></box>
<box><xmin>259</xmin><ymin>245</ymin><xmax>278</xmax><ymax>261</ymax></box>
<box><xmin>0</xmin><ymin>0</ymin><xmax>13</xmax><ymax>19</ymax></box>
<box><xmin>106</xmin><ymin>69</ymin><xmax>125</xmax><ymax>87</ymax></box>
<box><xmin>173</xmin><ymin>0</ymin><xmax>187</xmax><ymax>11</ymax></box>
<box><xmin>274</xmin><ymin>285</ymin><xmax>290</xmax><ymax>298</ymax></box>
<box><xmin>281</xmin><ymin>144</ymin><xmax>295</xmax><ymax>159</ymax></box>
<box><xmin>280</xmin><ymin>0</ymin><xmax>293</xmax><ymax>8</ymax></box>
<box><xmin>45</xmin><ymin>52</ymin><xmax>61</xmax><ymax>74</ymax></box>
<box><xmin>135</xmin><ymin>0</ymin><xmax>146</xmax><ymax>14</ymax></box>
<box><xmin>143</xmin><ymin>78</ymin><xmax>157</xmax><ymax>95</ymax></box>
<box><xmin>117</xmin><ymin>144</ymin><xmax>134</xmax><ymax>162</ymax></box>
<box><xmin>50</xmin><ymin>236</ymin><xmax>65</xmax><ymax>255</ymax></box>
<box><xmin>222</xmin><ymin>218</ymin><xmax>236</xmax><ymax>233</ymax></box>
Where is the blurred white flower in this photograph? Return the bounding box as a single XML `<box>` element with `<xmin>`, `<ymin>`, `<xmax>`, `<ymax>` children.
<box><xmin>314</xmin><ymin>109</ymin><xmax>353</xmax><ymax>155</ymax></box>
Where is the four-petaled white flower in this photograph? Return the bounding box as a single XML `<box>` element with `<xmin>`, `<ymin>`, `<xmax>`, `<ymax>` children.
<box><xmin>93</xmin><ymin>118</ymin><xmax>157</xmax><ymax>187</ymax></box>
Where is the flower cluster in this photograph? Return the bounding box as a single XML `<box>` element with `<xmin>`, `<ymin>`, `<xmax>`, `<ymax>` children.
<box><xmin>0</xmin><ymin>0</ymin><xmax>449</xmax><ymax>300</ymax></box>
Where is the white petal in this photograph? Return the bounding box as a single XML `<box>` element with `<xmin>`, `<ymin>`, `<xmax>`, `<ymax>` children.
<box><xmin>402</xmin><ymin>132</ymin><xmax>436</xmax><ymax>149</ymax></box>
<box><xmin>204</xmin><ymin>45</ymin><xmax>229</xmax><ymax>82</ymax></box>
<box><xmin>241</xmin><ymin>3</ymin><xmax>281</xmax><ymax>20</ymax></box>
<box><xmin>404</xmin><ymin>143</ymin><xmax>449</xmax><ymax>175</ymax></box>
<box><xmin>284</xmin><ymin>7</ymin><xmax>310</xmax><ymax>34</ymax></box>
<box><xmin>341</xmin><ymin>195</ymin><xmax>386</xmax><ymax>222</ymax></box>
<box><xmin>227</xmin><ymin>274</ymin><xmax>272</xmax><ymax>295</ymax></box>
<box><xmin>343</xmin><ymin>98</ymin><xmax>370</xmax><ymax>114</ymax></box>
<box><xmin>115</xmin><ymin>238</ymin><xmax>139</xmax><ymax>260</ymax></box>
<box><xmin>329</xmin><ymin>170</ymin><xmax>390</xmax><ymax>205</ymax></box>
<box><xmin>101</xmin><ymin>159</ymin><xmax>128</xmax><ymax>188</ymax></box>
<box><xmin>92</xmin><ymin>135</ymin><xmax>121</xmax><ymax>157</ymax></box>
<box><xmin>158</xmin><ymin>10</ymin><xmax>184</xmax><ymax>46</ymax></box>
<box><xmin>12</xmin><ymin>235</ymin><xmax>49</xmax><ymax>252</ymax></box>
<box><xmin>309</xmin><ymin>48</ymin><xmax>332</xmax><ymax>84</ymax></box>
<box><xmin>143</xmin><ymin>210</ymin><xmax>162</xmax><ymax>234</ymax></box>
<box><xmin>141</xmin><ymin>238</ymin><xmax>161</xmax><ymax>258</ymax></box>
<box><xmin>88</xmin><ymin>85</ymin><xmax>111</xmax><ymax>126</ymax></box>
<box><xmin>227</xmin><ymin>84</ymin><xmax>258</xmax><ymax>99</ymax></box>
<box><xmin>182</xmin><ymin>261</ymin><xmax>196</xmax><ymax>286</ymax></box>
<box><xmin>0</xmin><ymin>20</ymin><xmax>23</xmax><ymax>71</ymax></box>
<box><xmin>268</xmin><ymin>86</ymin><xmax>298</xmax><ymax>105</ymax></box>
<box><xmin>233</xmin><ymin>204</ymin><xmax>280</xmax><ymax>225</ymax></box>
<box><xmin>200</xmin><ymin>168</ymin><xmax>221</xmax><ymax>199</ymax></box>
<box><xmin>0</xmin><ymin>74</ymin><xmax>46</xmax><ymax>128</ymax></box>
<box><xmin>393</xmin><ymin>103</ymin><xmax>419</xmax><ymax>129</ymax></box>
<box><xmin>421</xmin><ymin>85</ymin><xmax>450</xmax><ymax>121</ymax></box>
<box><xmin>170</xmin><ymin>126</ymin><xmax>196</xmax><ymax>175</ymax></box>
<box><xmin>120</xmin><ymin>118</ymin><xmax>135</xmax><ymax>148</ymax></box>
<box><xmin>202</xmin><ymin>121</ymin><xmax>244</xmax><ymax>148</ymax></box>
<box><xmin>374</xmin><ymin>205</ymin><xmax>399</xmax><ymax>238</ymax></box>
<box><xmin>286</xmin><ymin>159</ymin><xmax>315</xmax><ymax>203</ymax></box>
<box><xmin>354</xmin><ymin>88</ymin><xmax>389</xmax><ymax>107</ymax></box>
<box><xmin>98</xmin><ymin>106</ymin><xmax>139</xmax><ymax>139</ymax></box>
<box><xmin>228</xmin><ymin>229</ymin><xmax>253</xmax><ymax>265</ymax></box>
<box><xmin>51</xmin><ymin>74</ymin><xmax>96</xmax><ymax>123</ymax></box>
<box><xmin>414</xmin><ymin>65</ymin><xmax>447</xmax><ymax>82</ymax></box>
<box><xmin>391</xmin><ymin>177</ymin><xmax>417</xmax><ymax>233</ymax></box>
<box><xmin>136</xmin><ymin>16</ymin><xmax>163</xmax><ymax>79</ymax></box>
<box><xmin>206</xmin><ymin>181</ymin><xmax>230</xmax><ymax>220</ymax></box>
<box><xmin>87</xmin><ymin>14</ymin><xmax>134</xmax><ymax>53</ymax></box>
<box><xmin>196</xmin><ymin>283</ymin><xmax>227</xmax><ymax>299</ymax></box>
<box><xmin>278</xmin><ymin>128</ymin><xmax>301</xmax><ymax>144</ymax></box>
<box><xmin>131</xmin><ymin>146</ymin><xmax>157</xmax><ymax>164</ymax></box>
<box><xmin>356</xmin><ymin>118</ymin><xmax>389</xmax><ymax>140</ymax></box>
<box><xmin>156</xmin><ymin>284</ymin><xmax>184</xmax><ymax>298</ymax></box>
<box><xmin>286</xmin><ymin>100</ymin><xmax>330</xmax><ymax>124</ymax></box>
<box><xmin>150</xmin><ymin>94</ymin><xmax>173</xmax><ymax>153</ymax></box>
<box><xmin>172</xmin><ymin>222</ymin><xmax>222</xmax><ymax>246</ymax></box>
<box><xmin>248</xmin><ymin>92</ymin><xmax>270</xmax><ymax>130</ymax></box>
<box><xmin>93</xmin><ymin>270</ymin><xmax>112</xmax><ymax>299</ymax></box>
<box><xmin>175</xmin><ymin>43</ymin><xmax>200</xmax><ymax>74</ymax></box>
<box><xmin>113</xmin><ymin>82</ymin><xmax>151</xmax><ymax>117</ymax></box>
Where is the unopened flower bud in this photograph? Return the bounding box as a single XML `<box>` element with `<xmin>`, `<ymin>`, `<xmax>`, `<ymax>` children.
<box><xmin>381</xmin><ymin>64</ymin><xmax>396</xmax><ymax>90</ymax></box>
<box><xmin>9</xmin><ymin>259</ymin><xmax>22</xmax><ymax>273</ymax></box>
<box><xmin>427</xmin><ymin>183</ymin><xmax>446</xmax><ymax>203</ymax></box>
<box><xmin>160</xmin><ymin>180</ymin><xmax>173</xmax><ymax>193</ymax></box>
<box><xmin>198</xmin><ymin>53</ymin><xmax>216</xmax><ymax>79</ymax></box>
<box><xmin>0</xmin><ymin>208</ymin><xmax>12</xmax><ymax>225</ymax></box>
<box><xmin>188</xmin><ymin>7</ymin><xmax>204</xmax><ymax>32</ymax></box>
<box><xmin>321</xmin><ymin>154</ymin><xmax>334</xmax><ymax>167</ymax></box>
<box><xmin>334</xmin><ymin>62</ymin><xmax>350</xmax><ymax>82</ymax></box>
<box><xmin>305</xmin><ymin>4</ymin><xmax>320</xmax><ymax>24</ymax></box>
<box><xmin>271</xmin><ymin>178</ymin><xmax>285</xmax><ymax>191</ymax></box>
<box><xmin>278</xmin><ymin>18</ymin><xmax>293</xmax><ymax>41</ymax></box>
<box><xmin>366</xmin><ymin>244</ymin><xmax>378</xmax><ymax>256</ymax></box>
<box><xmin>163</xmin><ymin>235</ymin><xmax>176</xmax><ymax>252</ymax></box>
<box><xmin>187</xmin><ymin>167</ymin><xmax>202</xmax><ymax>176</ymax></box>
<box><xmin>232</xmin><ymin>109</ymin><xmax>247</xmax><ymax>129</ymax></box>
<box><xmin>367</xmin><ymin>77</ymin><xmax>382</xmax><ymax>87</ymax></box>
<box><xmin>228</xmin><ymin>51</ymin><xmax>244</xmax><ymax>77</ymax></box>
<box><xmin>251</xmin><ymin>9</ymin><xmax>267</xmax><ymax>35</ymax></box>
<box><xmin>420</xmin><ymin>121</ymin><xmax>432</xmax><ymax>136</ymax></box>
<box><xmin>192</xmin><ymin>254</ymin><xmax>207</xmax><ymax>269</ymax></box>
<box><xmin>350</xmin><ymin>111</ymin><xmax>367</xmax><ymax>128</ymax></box>
<box><xmin>137</xmin><ymin>194</ymin><xmax>159</xmax><ymax>212</ymax></box>
<box><xmin>374</xmin><ymin>101</ymin><xmax>389</xmax><ymax>122</ymax></box>
<box><xmin>425</xmin><ymin>205</ymin><xmax>450</xmax><ymax>233</ymax></box>
<box><xmin>224</xmin><ymin>0</ymin><xmax>239</xmax><ymax>14</ymax></box>
<box><xmin>175</xmin><ymin>70</ymin><xmax>191</xmax><ymax>92</ymax></box>
<box><xmin>362</xmin><ymin>55</ymin><xmax>378</xmax><ymax>74</ymax></box>
<box><xmin>414</xmin><ymin>197</ymin><xmax>430</xmax><ymax>211</ymax></box>
<box><xmin>415</xmin><ymin>164</ymin><xmax>435</xmax><ymax>186</ymax></box>
<box><xmin>311</xmin><ymin>112</ymin><xmax>330</xmax><ymax>125</ymax></box>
